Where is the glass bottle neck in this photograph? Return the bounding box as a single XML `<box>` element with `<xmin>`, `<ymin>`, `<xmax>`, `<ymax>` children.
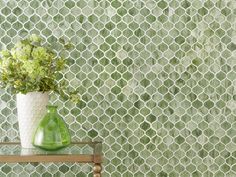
<box><xmin>46</xmin><ymin>105</ymin><xmax>58</xmax><ymax>113</ymax></box>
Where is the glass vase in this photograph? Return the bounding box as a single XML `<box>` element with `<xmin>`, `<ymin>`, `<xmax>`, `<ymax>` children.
<box><xmin>32</xmin><ymin>105</ymin><xmax>71</xmax><ymax>150</ymax></box>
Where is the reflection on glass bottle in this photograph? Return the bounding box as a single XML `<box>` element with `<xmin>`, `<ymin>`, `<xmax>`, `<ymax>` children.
<box><xmin>32</xmin><ymin>105</ymin><xmax>71</xmax><ymax>150</ymax></box>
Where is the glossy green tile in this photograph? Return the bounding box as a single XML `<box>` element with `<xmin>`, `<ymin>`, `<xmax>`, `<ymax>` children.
<box><xmin>0</xmin><ymin>0</ymin><xmax>235</xmax><ymax>176</ymax></box>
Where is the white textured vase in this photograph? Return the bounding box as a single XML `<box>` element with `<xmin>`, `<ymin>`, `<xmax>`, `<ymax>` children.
<box><xmin>16</xmin><ymin>92</ymin><xmax>49</xmax><ymax>148</ymax></box>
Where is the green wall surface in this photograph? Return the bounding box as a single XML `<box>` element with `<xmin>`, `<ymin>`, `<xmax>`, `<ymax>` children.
<box><xmin>0</xmin><ymin>0</ymin><xmax>236</xmax><ymax>176</ymax></box>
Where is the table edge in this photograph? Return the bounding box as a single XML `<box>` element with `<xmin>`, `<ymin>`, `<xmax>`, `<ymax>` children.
<box><xmin>0</xmin><ymin>142</ymin><xmax>103</xmax><ymax>163</ymax></box>
<box><xmin>0</xmin><ymin>154</ymin><xmax>102</xmax><ymax>163</ymax></box>
<box><xmin>0</xmin><ymin>142</ymin><xmax>102</xmax><ymax>145</ymax></box>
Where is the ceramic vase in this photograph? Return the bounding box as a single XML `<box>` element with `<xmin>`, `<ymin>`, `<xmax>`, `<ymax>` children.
<box><xmin>16</xmin><ymin>92</ymin><xmax>49</xmax><ymax>148</ymax></box>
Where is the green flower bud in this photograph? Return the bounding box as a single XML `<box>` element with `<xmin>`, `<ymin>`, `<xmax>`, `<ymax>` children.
<box><xmin>29</xmin><ymin>34</ymin><xmax>41</xmax><ymax>43</ymax></box>
<box><xmin>0</xmin><ymin>50</ymin><xmax>11</xmax><ymax>57</ymax></box>
<box><xmin>32</xmin><ymin>47</ymin><xmax>48</xmax><ymax>60</ymax></box>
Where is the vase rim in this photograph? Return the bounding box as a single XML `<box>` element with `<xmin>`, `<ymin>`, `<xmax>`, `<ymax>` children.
<box><xmin>17</xmin><ymin>91</ymin><xmax>50</xmax><ymax>95</ymax></box>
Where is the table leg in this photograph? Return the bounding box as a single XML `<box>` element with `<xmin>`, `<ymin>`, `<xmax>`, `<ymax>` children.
<box><xmin>93</xmin><ymin>163</ymin><xmax>102</xmax><ymax>177</ymax></box>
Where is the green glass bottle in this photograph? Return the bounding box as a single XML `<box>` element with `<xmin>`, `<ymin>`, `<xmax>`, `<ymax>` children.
<box><xmin>32</xmin><ymin>105</ymin><xmax>71</xmax><ymax>150</ymax></box>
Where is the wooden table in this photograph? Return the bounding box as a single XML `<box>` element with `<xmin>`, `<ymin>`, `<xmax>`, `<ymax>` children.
<box><xmin>0</xmin><ymin>142</ymin><xmax>102</xmax><ymax>177</ymax></box>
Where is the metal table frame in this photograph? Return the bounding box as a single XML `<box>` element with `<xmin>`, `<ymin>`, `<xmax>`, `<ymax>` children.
<box><xmin>0</xmin><ymin>142</ymin><xmax>103</xmax><ymax>177</ymax></box>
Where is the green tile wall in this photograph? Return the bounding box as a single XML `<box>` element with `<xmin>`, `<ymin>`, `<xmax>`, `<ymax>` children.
<box><xmin>0</xmin><ymin>0</ymin><xmax>236</xmax><ymax>176</ymax></box>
